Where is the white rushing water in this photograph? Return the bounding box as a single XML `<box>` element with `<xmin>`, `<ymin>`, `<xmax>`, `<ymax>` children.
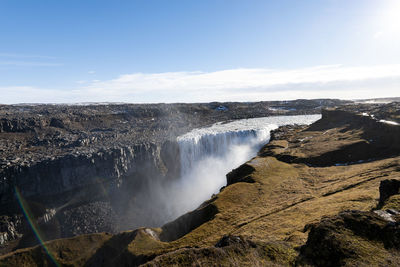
<box><xmin>128</xmin><ymin>114</ymin><xmax>321</xmax><ymax>228</ymax></box>
<box><xmin>177</xmin><ymin>114</ymin><xmax>321</xmax><ymax>175</ymax></box>
<box><xmin>169</xmin><ymin>114</ymin><xmax>321</xmax><ymax>217</ymax></box>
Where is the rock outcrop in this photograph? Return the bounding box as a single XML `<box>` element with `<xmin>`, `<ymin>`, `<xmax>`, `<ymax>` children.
<box><xmin>297</xmin><ymin>179</ymin><xmax>400</xmax><ymax>267</ymax></box>
<box><xmin>378</xmin><ymin>179</ymin><xmax>400</xmax><ymax>208</ymax></box>
<box><xmin>225</xmin><ymin>163</ymin><xmax>255</xmax><ymax>185</ymax></box>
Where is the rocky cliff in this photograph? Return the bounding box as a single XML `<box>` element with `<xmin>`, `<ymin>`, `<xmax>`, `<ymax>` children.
<box><xmin>1</xmin><ymin>101</ymin><xmax>400</xmax><ymax>266</ymax></box>
<box><xmin>0</xmin><ymin>100</ymin><xmax>347</xmax><ymax>251</ymax></box>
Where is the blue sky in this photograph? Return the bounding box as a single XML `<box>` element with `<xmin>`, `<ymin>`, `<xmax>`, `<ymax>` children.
<box><xmin>1</xmin><ymin>0</ymin><xmax>399</xmax><ymax>103</ymax></box>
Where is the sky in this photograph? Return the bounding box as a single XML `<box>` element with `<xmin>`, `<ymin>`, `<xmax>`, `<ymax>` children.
<box><xmin>0</xmin><ymin>0</ymin><xmax>399</xmax><ymax>104</ymax></box>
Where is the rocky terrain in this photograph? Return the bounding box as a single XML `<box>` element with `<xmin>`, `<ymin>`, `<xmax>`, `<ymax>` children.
<box><xmin>0</xmin><ymin>100</ymin><xmax>399</xmax><ymax>266</ymax></box>
<box><xmin>0</xmin><ymin>99</ymin><xmax>347</xmax><ymax>253</ymax></box>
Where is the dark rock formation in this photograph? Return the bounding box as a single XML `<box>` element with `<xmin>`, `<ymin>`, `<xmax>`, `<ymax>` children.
<box><xmin>160</xmin><ymin>202</ymin><xmax>218</xmax><ymax>242</ymax></box>
<box><xmin>298</xmin><ymin>209</ymin><xmax>400</xmax><ymax>266</ymax></box>
<box><xmin>0</xmin><ymin>215</ymin><xmax>22</xmax><ymax>246</ymax></box>
<box><xmin>49</xmin><ymin>118</ymin><xmax>65</xmax><ymax>129</ymax></box>
<box><xmin>226</xmin><ymin>163</ymin><xmax>255</xmax><ymax>185</ymax></box>
<box><xmin>379</xmin><ymin>179</ymin><xmax>400</xmax><ymax>208</ymax></box>
<box><xmin>215</xmin><ymin>235</ymin><xmax>246</xmax><ymax>247</ymax></box>
<box><xmin>56</xmin><ymin>201</ymin><xmax>118</xmax><ymax>237</ymax></box>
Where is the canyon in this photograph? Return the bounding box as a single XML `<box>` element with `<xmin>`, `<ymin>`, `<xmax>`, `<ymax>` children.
<box><xmin>0</xmin><ymin>99</ymin><xmax>399</xmax><ymax>266</ymax></box>
<box><xmin>0</xmin><ymin>100</ymin><xmax>344</xmax><ymax>251</ymax></box>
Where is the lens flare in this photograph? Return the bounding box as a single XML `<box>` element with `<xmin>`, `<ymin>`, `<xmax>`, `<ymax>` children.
<box><xmin>14</xmin><ymin>186</ymin><xmax>60</xmax><ymax>267</ymax></box>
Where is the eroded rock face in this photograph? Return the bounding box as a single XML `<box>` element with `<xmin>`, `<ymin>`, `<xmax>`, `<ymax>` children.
<box><xmin>0</xmin><ymin>215</ymin><xmax>22</xmax><ymax>246</ymax></box>
<box><xmin>0</xmin><ymin>118</ymin><xmax>42</xmax><ymax>133</ymax></box>
<box><xmin>1</xmin><ymin>144</ymin><xmax>162</xmax><ymax>206</ymax></box>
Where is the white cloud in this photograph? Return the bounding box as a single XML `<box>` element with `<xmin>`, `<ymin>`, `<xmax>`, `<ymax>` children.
<box><xmin>88</xmin><ymin>70</ymin><xmax>96</xmax><ymax>74</ymax></box>
<box><xmin>1</xmin><ymin>64</ymin><xmax>400</xmax><ymax>104</ymax></box>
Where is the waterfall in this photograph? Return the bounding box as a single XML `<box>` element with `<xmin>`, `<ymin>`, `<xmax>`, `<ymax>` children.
<box><xmin>125</xmin><ymin>114</ymin><xmax>321</xmax><ymax>228</ymax></box>
<box><xmin>178</xmin><ymin>129</ymin><xmax>259</xmax><ymax>176</ymax></box>
<box><xmin>177</xmin><ymin>114</ymin><xmax>320</xmax><ymax>178</ymax></box>
<box><xmin>172</xmin><ymin>114</ymin><xmax>321</xmax><ymax>217</ymax></box>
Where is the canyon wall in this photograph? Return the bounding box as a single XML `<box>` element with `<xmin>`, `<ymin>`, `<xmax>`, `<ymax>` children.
<box><xmin>0</xmin><ymin>100</ymin><xmax>346</xmax><ymax>251</ymax></box>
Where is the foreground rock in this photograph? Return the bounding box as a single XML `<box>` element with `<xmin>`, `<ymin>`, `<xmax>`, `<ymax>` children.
<box><xmin>298</xmin><ymin>209</ymin><xmax>400</xmax><ymax>267</ymax></box>
<box><xmin>0</xmin><ymin>101</ymin><xmax>400</xmax><ymax>266</ymax></box>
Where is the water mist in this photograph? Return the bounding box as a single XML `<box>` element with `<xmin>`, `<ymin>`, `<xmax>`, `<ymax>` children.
<box><xmin>124</xmin><ymin>114</ymin><xmax>321</xmax><ymax>229</ymax></box>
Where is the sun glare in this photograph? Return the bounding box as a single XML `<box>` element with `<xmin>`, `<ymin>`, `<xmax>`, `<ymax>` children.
<box><xmin>374</xmin><ymin>0</ymin><xmax>400</xmax><ymax>39</ymax></box>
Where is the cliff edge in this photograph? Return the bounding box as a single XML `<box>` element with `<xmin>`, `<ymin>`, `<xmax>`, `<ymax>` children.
<box><xmin>1</xmin><ymin>103</ymin><xmax>400</xmax><ymax>266</ymax></box>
